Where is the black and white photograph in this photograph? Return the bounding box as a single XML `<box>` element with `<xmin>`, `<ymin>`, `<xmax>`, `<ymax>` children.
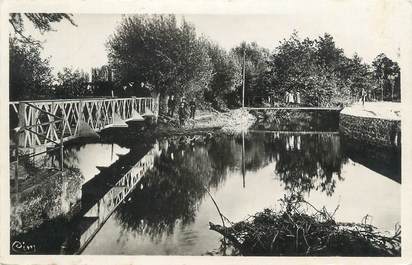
<box><xmin>1</xmin><ymin>0</ymin><xmax>411</xmax><ymax>263</ymax></box>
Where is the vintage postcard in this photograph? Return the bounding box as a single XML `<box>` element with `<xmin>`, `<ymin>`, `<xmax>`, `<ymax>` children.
<box><xmin>0</xmin><ymin>0</ymin><xmax>411</xmax><ymax>264</ymax></box>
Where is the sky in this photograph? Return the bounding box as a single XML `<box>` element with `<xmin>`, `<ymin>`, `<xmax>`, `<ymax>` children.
<box><xmin>15</xmin><ymin>1</ymin><xmax>402</xmax><ymax>75</ymax></box>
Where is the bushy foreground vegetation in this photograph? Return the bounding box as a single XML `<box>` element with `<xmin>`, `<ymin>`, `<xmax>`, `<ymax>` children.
<box><xmin>209</xmin><ymin>195</ymin><xmax>401</xmax><ymax>256</ymax></box>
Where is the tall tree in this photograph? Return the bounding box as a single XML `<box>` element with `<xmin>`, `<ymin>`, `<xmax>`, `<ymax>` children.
<box><xmin>372</xmin><ymin>53</ymin><xmax>401</xmax><ymax>101</ymax></box>
<box><xmin>230</xmin><ymin>42</ymin><xmax>270</xmax><ymax>107</ymax></box>
<box><xmin>106</xmin><ymin>15</ymin><xmax>213</xmax><ymax>112</ymax></box>
<box><xmin>315</xmin><ymin>33</ymin><xmax>345</xmax><ymax>70</ymax></box>
<box><xmin>203</xmin><ymin>39</ymin><xmax>242</xmax><ymax>110</ymax></box>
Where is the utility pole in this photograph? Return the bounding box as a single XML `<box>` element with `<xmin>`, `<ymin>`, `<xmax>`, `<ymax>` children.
<box><xmin>242</xmin><ymin>48</ymin><xmax>246</xmax><ymax>109</ymax></box>
<box><xmin>242</xmin><ymin>130</ymin><xmax>245</xmax><ymax>188</ymax></box>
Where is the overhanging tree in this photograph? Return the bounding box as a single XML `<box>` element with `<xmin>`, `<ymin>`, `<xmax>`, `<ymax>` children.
<box><xmin>9</xmin><ymin>13</ymin><xmax>76</xmax><ymax>45</ymax></box>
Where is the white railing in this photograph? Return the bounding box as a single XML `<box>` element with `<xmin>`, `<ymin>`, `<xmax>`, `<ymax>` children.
<box><xmin>10</xmin><ymin>97</ymin><xmax>157</xmax><ymax>148</ymax></box>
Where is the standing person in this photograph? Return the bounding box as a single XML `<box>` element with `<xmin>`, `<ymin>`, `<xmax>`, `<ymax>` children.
<box><xmin>181</xmin><ymin>96</ymin><xmax>188</xmax><ymax>108</ymax></box>
<box><xmin>167</xmin><ymin>95</ymin><xmax>176</xmax><ymax>117</ymax></box>
<box><xmin>295</xmin><ymin>91</ymin><xmax>301</xmax><ymax>105</ymax></box>
<box><xmin>361</xmin><ymin>88</ymin><xmax>366</xmax><ymax>106</ymax></box>
<box><xmin>189</xmin><ymin>99</ymin><xmax>196</xmax><ymax>119</ymax></box>
<box><xmin>178</xmin><ymin>101</ymin><xmax>187</xmax><ymax>126</ymax></box>
<box><xmin>285</xmin><ymin>91</ymin><xmax>290</xmax><ymax>104</ymax></box>
<box><xmin>288</xmin><ymin>91</ymin><xmax>295</xmax><ymax>104</ymax></box>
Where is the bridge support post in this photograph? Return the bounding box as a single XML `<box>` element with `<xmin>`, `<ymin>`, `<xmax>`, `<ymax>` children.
<box><xmin>17</xmin><ymin>103</ymin><xmax>26</xmax><ymax>147</ymax></box>
<box><xmin>111</xmin><ymin>100</ymin><xmax>115</xmax><ymax>125</ymax></box>
<box><xmin>79</xmin><ymin>100</ymin><xmax>85</xmax><ymax>128</ymax></box>
<box><xmin>50</xmin><ymin>102</ymin><xmax>56</xmax><ymax>144</ymax></box>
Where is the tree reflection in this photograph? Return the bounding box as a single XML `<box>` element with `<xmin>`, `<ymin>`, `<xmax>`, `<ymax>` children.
<box><xmin>114</xmin><ymin>135</ymin><xmax>235</xmax><ymax>240</ymax></box>
<box><xmin>218</xmin><ymin>132</ymin><xmax>345</xmax><ymax>196</ymax></box>
<box><xmin>272</xmin><ymin>133</ymin><xmax>346</xmax><ymax>196</ymax></box>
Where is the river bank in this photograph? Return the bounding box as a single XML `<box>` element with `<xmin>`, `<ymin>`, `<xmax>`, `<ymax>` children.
<box><xmin>156</xmin><ymin>108</ymin><xmax>256</xmax><ymax>135</ymax></box>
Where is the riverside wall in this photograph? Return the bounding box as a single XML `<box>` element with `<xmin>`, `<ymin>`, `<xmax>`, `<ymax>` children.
<box><xmin>339</xmin><ymin>107</ymin><xmax>401</xmax><ymax>149</ymax></box>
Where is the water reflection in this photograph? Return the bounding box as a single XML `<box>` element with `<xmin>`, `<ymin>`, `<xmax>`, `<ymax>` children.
<box><xmin>272</xmin><ymin>132</ymin><xmax>345</xmax><ymax>196</ymax></box>
<box><xmin>100</xmin><ymin>132</ymin><xmax>348</xmax><ymax>252</ymax></box>
<box><xmin>115</xmin><ymin>135</ymin><xmax>227</xmax><ymax>240</ymax></box>
<box><xmin>67</xmin><ymin>143</ymin><xmax>160</xmax><ymax>253</ymax></box>
<box><xmin>86</xmin><ymin>131</ymin><xmax>397</xmax><ymax>256</ymax></box>
<box><xmin>11</xmin><ymin>129</ymin><xmax>401</xmax><ymax>255</ymax></box>
<box><xmin>342</xmin><ymin>136</ymin><xmax>401</xmax><ymax>183</ymax></box>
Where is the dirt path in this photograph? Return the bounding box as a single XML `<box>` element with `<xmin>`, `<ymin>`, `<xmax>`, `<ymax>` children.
<box><xmin>341</xmin><ymin>102</ymin><xmax>401</xmax><ymax>121</ymax></box>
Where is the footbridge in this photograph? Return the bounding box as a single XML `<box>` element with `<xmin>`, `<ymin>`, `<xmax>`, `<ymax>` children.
<box><xmin>9</xmin><ymin>97</ymin><xmax>158</xmax><ymax>177</ymax></box>
<box><xmin>9</xmin><ymin>97</ymin><xmax>159</xmax><ymax>149</ymax></box>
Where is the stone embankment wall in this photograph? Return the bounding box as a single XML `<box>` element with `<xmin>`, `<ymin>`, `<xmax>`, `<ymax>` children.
<box><xmin>339</xmin><ymin>112</ymin><xmax>401</xmax><ymax>149</ymax></box>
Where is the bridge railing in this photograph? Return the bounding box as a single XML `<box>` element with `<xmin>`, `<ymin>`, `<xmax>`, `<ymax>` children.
<box><xmin>9</xmin><ymin>97</ymin><xmax>157</xmax><ymax>148</ymax></box>
<box><xmin>76</xmin><ymin>143</ymin><xmax>159</xmax><ymax>254</ymax></box>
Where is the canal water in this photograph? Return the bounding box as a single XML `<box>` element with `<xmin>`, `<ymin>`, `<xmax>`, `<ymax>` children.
<box><xmin>10</xmin><ymin>125</ymin><xmax>401</xmax><ymax>255</ymax></box>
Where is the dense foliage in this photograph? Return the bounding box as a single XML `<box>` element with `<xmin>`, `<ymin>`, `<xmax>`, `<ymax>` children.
<box><xmin>9</xmin><ymin>37</ymin><xmax>54</xmax><ymax>100</ymax></box>
<box><xmin>54</xmin><ymin>67</ymin><xmax>91</xmax><ymax>99</ymax></box>
<box><xmin>265</xmin><ymin>33</ymin><xmax>373</xmax><ymax>107</ymax></box>
<box><xmin>372</xmin><ymin>53</ymin><xmax>401</xmax><ymax>101</ymax></box>
<box><xmin>229</xmin><ymin>42</ymin><xmax>270</xmax><ymax>107</ymax></box>
<box><xmin>203</xmin><ymin>40</ymin><xmax>242</xmax><ymax>110</ymax></box>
